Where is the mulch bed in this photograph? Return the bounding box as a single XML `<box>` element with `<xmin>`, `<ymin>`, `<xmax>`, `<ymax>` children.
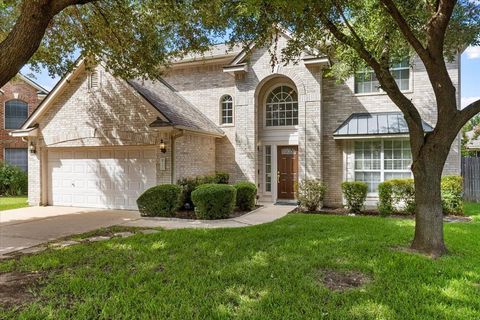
<box><xmin>291</xmin><ymin>207</ymin><xmax>472</xmax><ymax>222</ymax></box>
<box><xmin>317</xmin><ymin>269</ymin><xmax>371</xmax><ymax>292</ymax></box>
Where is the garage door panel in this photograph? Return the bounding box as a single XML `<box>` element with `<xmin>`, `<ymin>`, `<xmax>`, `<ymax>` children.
<box><xmin>48</xmin><ymin>148</ymin><xmax>157</xmax><ymax>210</ymax></box>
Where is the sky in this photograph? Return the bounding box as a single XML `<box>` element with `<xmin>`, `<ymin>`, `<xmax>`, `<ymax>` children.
<box><xmin>22</xmin><ymin>46</ymin><xmax>480</xmax><ymax>109</ymax></box>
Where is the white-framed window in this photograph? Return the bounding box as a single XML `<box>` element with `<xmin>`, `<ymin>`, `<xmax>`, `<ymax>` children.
<box><xmin>354</xmin><ymin>139</ymin><xmax>412</xmax><ymax>193</ymax></box>
<box><xmin>265</xmin><ymin>145</ymin><xmax>272</xmax><ymax>192</ymax></box>
<box><xmin>220</xmin><ymin>95</ymin><xmax>233</xmax><ymax>125</ymax></box>
<box><xmin>265</xmin><ymin>85</ymin><xmax>298</xmax><ymax>127</ymax></box>
<box><xmin>354</xmin><ymin>58</ymin><xmax>411</xmax><ymax>94</ymax></box>
<box><xmin>5</xmin><ymin>99</ymin><xmax>28</xmax><ymax>129</ymax></box>
<box><xmin>5</xmin><ymin>148</ymin><xmax>28</xmax><ymax>171</ymax></box>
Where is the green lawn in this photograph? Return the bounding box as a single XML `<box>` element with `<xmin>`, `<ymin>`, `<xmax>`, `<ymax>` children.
<box><xmin>464</xmin><ymin>201</ymin><xmax>480</xmax><ymax>221</ymax></box>
<box><xmin>1</xmin><ymin>206</ymin><xmax>480</xmax><ymax>319</ymax></box>
<box><xmin>0</xmin><ymin>196</ymin><xmax>28</xmax><ymax>211</ymax></box>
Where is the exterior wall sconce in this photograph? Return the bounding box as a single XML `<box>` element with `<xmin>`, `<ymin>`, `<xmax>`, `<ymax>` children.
<box><xmin>160</xmin><ymin>139</ymin><xmax>167</xmax><ymax>153</ymax></box>
<box><xmin>29</xmin><ymin>141</ymin><xmax>36</xmax><ymax>154</ymax></box>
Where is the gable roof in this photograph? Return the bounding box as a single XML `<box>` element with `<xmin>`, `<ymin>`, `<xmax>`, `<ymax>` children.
<box><xmin>18</xmin><ymin>74</ymin><xmax>49</xmax><ymax>95</ymax></box>
<box><xmin>127</xmin><ymin>78</ymin><xmax>224</xmax><ymax>136</ymax></box>
<box><xmin>224</xmin><ymin>27</ymin><xmax>329</xmax><ymax>69</ymax></box>
<box><xmin>21</xmin><ymin>59</ymin><xmax>223</xmax><ymax>137</ymax></box>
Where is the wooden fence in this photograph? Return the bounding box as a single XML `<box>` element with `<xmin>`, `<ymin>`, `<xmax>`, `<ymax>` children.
<box><xmin>462</xmin><ymin>157</ymin><xmax>480</xmax><ymax>202</ymax></box>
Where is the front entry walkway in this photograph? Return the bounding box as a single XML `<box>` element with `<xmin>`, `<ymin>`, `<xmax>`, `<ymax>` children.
<box><xmin>0</xmin><ymin>203</ymin><xmax>295</xmax><ymax>257</ymax></box>
<box><xmin>121</xmin><ymin>202</ymin><xmax>295</xmax><ymax>229</ymax></box>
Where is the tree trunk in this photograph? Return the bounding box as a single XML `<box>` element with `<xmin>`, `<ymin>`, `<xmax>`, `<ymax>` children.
<box><xmin>411</xmin><ymin>150</ymin><xmax>448</xmax><ymax>257</ymax></box>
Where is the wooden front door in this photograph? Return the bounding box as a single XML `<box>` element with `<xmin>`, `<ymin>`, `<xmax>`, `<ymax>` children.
<box><xmin>277</xmin><ymin>146</ymin><xmax>298</xmax><ymax>199</ymax></box>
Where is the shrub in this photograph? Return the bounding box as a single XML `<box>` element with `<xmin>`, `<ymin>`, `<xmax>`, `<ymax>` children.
<box><xmin>136</xmin><ymin>184</ymin><xmax>182</xmax><ymax>217</ymax></box>
<box><xmin>296</xmin><ymin>179</ymin><xmax>327</xmax><ymax>211</ymax></box>
<box><xmin>214</xmin><ymin>172</ymin><xmax>230</xmax><ymax>184</ymax></box>
<box><xmin>191</xmin><ymin>184</ymin><xmax>236</xmax><ymax>219</ymax></box>
<box><xmin>441</xmin><ymin>176</ymin><xmax>463</xmax><ymax>215</ymax></box>
<box><xmin>177</xmin><ymin>172</ymin><xmax>230</xmax><ymax>209</ymax></box>
<box><xmin>0</xmin><ymin>162</ymin><xmax>28</xmax><ymax>196</ymax></box>
<box><xmin>341</xmin><ymin>181</ymin><xmax>367</xmax><ymax>213</ymax></box>
<box><xmin>377</xmin><ymin>179</ymin><xmax>415</xmax><ymax>216</ymax></box>
<box><xmin>378</xmin><ymin>182</ymin><xmax>394</xmax><ymax>216</ymax></box>
<box><xmin>377</xmin><ymin>176</ymin><xmax>464</xmax><ymax>216</ymax></box>
<box><xmin>234</xmin><ymin>181</ymin><xmax>257</xmax><ymax>211</ymax></box>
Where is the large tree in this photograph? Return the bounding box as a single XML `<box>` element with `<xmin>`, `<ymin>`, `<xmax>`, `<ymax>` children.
<box><xmin>219</xmin><ymin>0</ymin><xmax>480</xmax><ymax>256</ymax></box>
<box><xmin>1</xmin><ymin>0</ymin><xmax>479</xmax><ymax>257</ymax></box>
<box><xmin>0</xmin><ymin>0</ymin><xmax>226</xmax><ymax>87</ymax></box>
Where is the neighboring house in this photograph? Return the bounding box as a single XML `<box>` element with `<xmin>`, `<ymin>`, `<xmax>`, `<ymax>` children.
<box><xmin>14</xmin><ymin>32</ymin><xmax>461</xmax><ymax>210</ymax></box>
<box><xmin>0</xmin><ymin>75</ymin><xmax>48</xmax><ymax>171</ymax></box>
<box><xmin>464</xmin><ymin>129</ymin><xmax>480</xmax><ymax>157</ymax></box>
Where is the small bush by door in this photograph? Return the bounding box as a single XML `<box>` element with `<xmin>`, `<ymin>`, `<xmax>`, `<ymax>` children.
<box><xmin>234</xmin><ymin>181</ymin><xmax>257</xmax><ymax>211</ymax></box>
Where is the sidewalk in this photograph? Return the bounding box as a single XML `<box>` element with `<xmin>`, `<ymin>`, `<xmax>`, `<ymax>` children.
<box><xmin>120</xmin><ymin>202</ymin><xmax>295</xmax><ymax>229</ymax></box>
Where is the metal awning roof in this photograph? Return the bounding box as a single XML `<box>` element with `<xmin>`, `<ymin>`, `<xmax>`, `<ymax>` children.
<box><xmin>333</xmin><ymin>112</ymin><xmax>433</xmax><ymax>138</ymax></box>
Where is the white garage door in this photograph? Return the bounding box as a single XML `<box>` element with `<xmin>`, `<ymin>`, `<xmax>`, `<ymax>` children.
<box><xmin>48</xmin><ymin>148</ymin><xmax>157</xmax><ymax>210</ymax></box>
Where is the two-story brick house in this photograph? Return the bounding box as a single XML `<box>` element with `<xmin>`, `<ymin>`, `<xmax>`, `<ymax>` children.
<box><xmin>1</xmin><ymin>75</ymin><xmax>48</xmax><ymax>171</ymax></box>
<box><xmin>15</xmin><ymin>32</ymin><xmax>461</xmax><ymax>210</ymax></box>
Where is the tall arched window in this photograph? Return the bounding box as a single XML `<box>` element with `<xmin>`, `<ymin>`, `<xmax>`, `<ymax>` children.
<box><xmin>265</xmin><ymin>85</ymin><xmax>298</xmax><ymax>126</ymax></box>
<box><xmin>5</xmin><ymin>99</ymin><xmax>28</xmax><ymax>129</ymax></box>
<box><xmin>220</xmin><ymin>95</ymin><xmax>233</xmax><ymax>125</ymax></box>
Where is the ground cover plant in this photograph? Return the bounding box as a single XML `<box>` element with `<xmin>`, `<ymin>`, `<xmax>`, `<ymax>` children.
<box><xmin>1</xmin><ymin>204</ymin><xmax>479</xmax><ymax>319</ymax></box>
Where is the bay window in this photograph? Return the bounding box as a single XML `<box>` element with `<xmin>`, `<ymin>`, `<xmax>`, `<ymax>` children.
<box><xmin>354</xmin><ymin>139</ymin><xmax>412</xmax><ymax>193</ymax></box>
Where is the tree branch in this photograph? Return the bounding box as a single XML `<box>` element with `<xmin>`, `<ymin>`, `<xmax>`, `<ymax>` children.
<box><xmin>457</xmin><ymin>99</ymin><xmax>480</xmax><ymax>130</ymax></box>
<box><xmin>426</xmin><ymin>0</ymin><xmax>457</xmax><ymax>57</ymax></box>
<box><xmin>0</xmin><ymin>0</ymin><xmax>96</xmax><ymax>88</ymax></box>
<box><xmin>379</xmin><ymin>0</ymin><xmax>430</xmax><ymax>61</ymax></box>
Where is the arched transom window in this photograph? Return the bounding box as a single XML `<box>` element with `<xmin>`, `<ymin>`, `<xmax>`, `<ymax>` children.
<box><xmin>5</xmin><ymin>99</ymin><xmax>28</xmax><ymax>129</ymax></box>
<box><xmin>265</xmin><ymin>85</ymin><xmax>298</xmax><ymax>126</ymax></box>
<box><xmin>220</xmin><ymin>95</ymin><xmax>233</xmax><ymax>125</ymax></box>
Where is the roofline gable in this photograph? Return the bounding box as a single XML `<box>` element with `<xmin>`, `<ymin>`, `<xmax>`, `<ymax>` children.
<box><xmin>18</xmin><ymin>74</ymin><xmax>49</xmax><ymax>95</ymax></box>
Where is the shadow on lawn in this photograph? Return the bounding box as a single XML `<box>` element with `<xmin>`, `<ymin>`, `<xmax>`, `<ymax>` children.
<box><xmin>1</xmin><ymin>214</ymin><xmax>479</xmax><ymax>319</ymax></box>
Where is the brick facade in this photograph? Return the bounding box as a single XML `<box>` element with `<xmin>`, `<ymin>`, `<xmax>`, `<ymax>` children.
<box><xmin>0</xmin><ymin>77</ymin><xmax>44</xmax><ymax>161</ymax></box>
<box><xmin>25</xmin><ymin>35</ymin><xmax>461</xmax><ymax>208</ymax></box>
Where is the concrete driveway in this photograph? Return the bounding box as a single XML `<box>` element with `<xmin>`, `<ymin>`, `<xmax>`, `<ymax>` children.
<box><xmin>0</xmin><ymin>206</ymin><xmax>140</xmax><ymax>256</ymax></box>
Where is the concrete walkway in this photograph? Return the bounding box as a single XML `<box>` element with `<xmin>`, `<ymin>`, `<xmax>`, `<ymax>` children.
<box><xmin>0</xmin><ymin>203</ymin><xmax>294</xmax><ymax>257</ymax></box>
<box><xmin>121</xmin><ymin>202</ymin><xmax>295</xmax><ymax>229</ymax></box>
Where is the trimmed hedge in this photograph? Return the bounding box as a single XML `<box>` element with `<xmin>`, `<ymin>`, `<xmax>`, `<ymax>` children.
<box><xmin>296</xmin><ymin>179</ymin><xmax>327</xmax><ymax>211</ymax></box>
<box><xmin>341</xmin><ymin>181</ymin><xmax>368</xmax><ymax>213</ymax></box>
<box><xmin>177</xmin><ymin>172</ymin><xmax>229</xmax><ymax>209</ymax></box>
<box><xmin>377</xmin><ymin>176</ymin><xmax>464</xmax><ymax>216</ymax></box>
<box><xmin>0</xmin><ymin>162</ymin><xmax>28</xmax><ymax>196</ymax></box>
<box><xmin>234</xmin><ymin>181</ymin><xmax>257</xmax><ymax>211</ymax></box>
<box><xmin>137</xmin><ymin>184</ymin><xmax>182</xmax><ymax>217</ymax></box>
<box><xmin>191</xmin><ymin>184</ymin><xmax>236</xmax><ymax>219</ymax></box>
<box><xmin>378</xmin><ymin>179</ymin><xmax>415</xmax><ymax>216</ymax></box>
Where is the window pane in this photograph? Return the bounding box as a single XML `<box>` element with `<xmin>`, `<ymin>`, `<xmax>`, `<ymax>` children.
<box><xmin>220</xmin><ymin>95</ymin><xmax>233</xmax><ymax>124</ymax></box>
<box><xmin>265</xmin><ymin>86</ymin><xmax>298</xmax><ymax>127</ymax></box>
<box><xmin>5</xmin><ymin>148</ymin><xmax>28</xmax><ymax>171</ymax></box>
<box><xmin>5</xmin><ymin>100</ymin><xmax>28</xmax><ymax>129</ymax></box>
<box><xmin>265</xmin><ymin>146</ymin><xmax>272</xmax><ymax>192</ymax></box>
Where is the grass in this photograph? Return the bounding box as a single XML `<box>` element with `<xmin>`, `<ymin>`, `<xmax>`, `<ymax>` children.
<box><xmin>464</xmin><ymin>201</ymin><xmax>480</xmax><ymax>221</ymax></box>
<box><xmin>1</xmin><ymin>204</ymin><xmax>480</xmax><ymax>319</ymax></box>
<box><xmin>0</xmin><ymin>196</ymin><xmax>28</xmax><ymax>211</ymax></box>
